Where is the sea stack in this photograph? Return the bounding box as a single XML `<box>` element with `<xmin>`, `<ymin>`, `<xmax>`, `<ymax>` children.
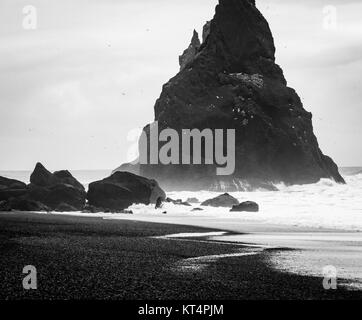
<box><xmin>115</xmin><ymin>0</ymin><xmax>344</xmax><ymax>191</ymax></box>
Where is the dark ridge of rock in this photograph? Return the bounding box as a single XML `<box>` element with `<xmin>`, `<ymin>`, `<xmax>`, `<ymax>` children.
<box><xmin>0</xmin><ymin>176</ymin><xmax>26</xmax><ymax>190</ymax></box>
<box><xmin>30</xmin><ymin>162</ymin><xmax>58</xmax><ymax>187</ymax></box>
<box><xmin>179</xmin><ymin>30</ymin><xmax>201</xmax><ymax>71</ymax></box>
<box><xmin>201</xmin><ymin>193</ymin><xmax>239</xmax><ymax>208</ymax></box>
<box><xmin>115</xmin><ymin>0</ymin><xmax>345</xmax><ymax>190</ymax></box>
<box><xmin>231</xmin><ymin>201</ymin><xmax>259</xmax><ymax>212</ymax></box>
<box><xmin>87</xmin><ymin>172</ymin><xmax>166</xmax><ymax>211</ymax></box>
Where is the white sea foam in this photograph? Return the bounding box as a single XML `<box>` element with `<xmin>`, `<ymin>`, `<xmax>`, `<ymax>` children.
<box><xmin>128</xmin><ymin>173</ymin><xmax>362</xmax><ymax>232</ymax></box>
<box><xmin>158</xmin><ymin>232</ymin><xmax>227</xmax><ymax>238</ymax></box>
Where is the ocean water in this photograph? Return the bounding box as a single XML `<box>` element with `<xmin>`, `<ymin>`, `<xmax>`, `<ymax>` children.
<box><xmin>1</xmin><ymin>167</ymin><xmax>362</xmax><ymax>231</ymax></box>
<box><xmin>132</xmin><ymin>167</ymin><xmax>362</xmax><ymax>232</ymax></box>
<box><xmin>165</xmin><ymin>171</ymin><xmax>362</xmax><ymax>231</ymax></box>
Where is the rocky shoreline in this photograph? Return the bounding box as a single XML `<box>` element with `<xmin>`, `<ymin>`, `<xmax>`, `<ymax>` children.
<box><xmin>0</xmin><ymin>163</ymin><xmax>260</xmax><ymax>214</ymax></box>
<box><xmin>0</xmin><ymin>163</ymin><xmax>165</xmax><ymax>213</ymax></box>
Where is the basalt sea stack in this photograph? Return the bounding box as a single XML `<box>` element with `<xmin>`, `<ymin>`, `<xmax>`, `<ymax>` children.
<box><xmin>115</xmin><ymin>0</ymin><xmax>344</xmax><ymax>191</ymax></box>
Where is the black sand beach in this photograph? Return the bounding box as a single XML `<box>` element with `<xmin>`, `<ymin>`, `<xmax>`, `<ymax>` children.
<box><xmin>1</xmin><ymin>212</ymin><xmax>361</xmax><ymax>300</ymax></box>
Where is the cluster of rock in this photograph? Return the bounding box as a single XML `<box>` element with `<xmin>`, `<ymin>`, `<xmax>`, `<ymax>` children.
<box><xmin>0</xmin><ymin>163</ymin><xmax>86</xmax><ymax>212</ymax></box>
<box><xmin>200</xmin><ymin>193</ymin><xmax>259</xmax><ymax>212</ymax></box>
<box><xmin>0</xmin><ymin>163</ymin><xmax>259</xmax><ymax>214</ymax></box>
<box><xmin>164</xmin><ymin>193</ymin><xmax>259</xmax><ymax>213</ymax></box>
<box><xmin>165</xmin><ymin>198</ymin><xmax>192</xmax><ymax>207</ymax></box>
<box><xmin>0</xmin><ymin>163</ymin><xmax>166</xmax><ymax>213</ymax></box>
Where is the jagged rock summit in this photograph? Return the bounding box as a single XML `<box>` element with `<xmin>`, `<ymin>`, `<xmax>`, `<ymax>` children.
<box><xmin>179</xmin><ymin>30</ymin><xmax>201</xmax><ymax>71</ymax></box>
<box><xmin>115</xmin><ymin>0</ymin><xmax>344</xmax><ymax>191</ymax></box>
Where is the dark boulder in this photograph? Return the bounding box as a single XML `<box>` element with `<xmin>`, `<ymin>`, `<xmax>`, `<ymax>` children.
<box><xmin>192</xmin><ymin>207</ymin><xmax>204</xmax><ymax>212</ymax></box>
<box><xmin>87</xmin><ymin>172</ymin><xmax>166</xmax><ymax>211</ymax></box>
<box><xmin>0</xmin><ymin>176</ymin><xmax>26</xmax><ymax>190</ymax></box>
<box><xmin>26</xmin><ymin>163</ymin><xmax>86</xmax><ymax>211</ymax></box>
<box><xmin>187</xmin><ymin>197</ymin><xmax>200</xmax><ymax>204</ymax></box>
<box><xmin>30</xmin><ymin>163</ymin><xmax>85</xmax><ymax>192</ymax></box>
<box><xmin>201</xmin><ymin>193</ymin><xmax>239</xmax><ymax>207</ymax></box>
<box><xmin>230</xmin><ymin>201</ymin><xmax>259</xmax><ymax>212</ymax></box>
<box><xmin>0</xmin><ymin>176</ymin><xmax>28</xmax><ymax>202</ymax></box>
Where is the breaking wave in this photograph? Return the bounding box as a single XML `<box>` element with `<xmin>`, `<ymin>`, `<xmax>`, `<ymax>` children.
<box><xmin>161</xmin><ymin>170</ymin><xmax>362</xmax><ymax>231</ymax></box>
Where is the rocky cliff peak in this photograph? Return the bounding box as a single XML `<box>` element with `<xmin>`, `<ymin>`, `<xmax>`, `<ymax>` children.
<box><xmin>116</xmin><ymin>0</ymin><xmax>344</xmax><ymax>191</ymax></box>
<box><xmin>179</xmin><ymin>29</ymin><xmax>201</xmax><ymax>71</ymax></box>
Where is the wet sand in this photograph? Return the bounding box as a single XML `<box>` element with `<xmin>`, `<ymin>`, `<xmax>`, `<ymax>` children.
<box><xmin>1</xmin><ymin>211</ymin><xmax>362</xmax><ymax>300</ymax></box>
<box><xmin>103</xmin><ymin>213</ymin><xmax>362</xmax><ymax>290</ymax></box>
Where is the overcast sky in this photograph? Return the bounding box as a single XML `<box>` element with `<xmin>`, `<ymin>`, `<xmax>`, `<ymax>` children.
<box><xmin>0</xmin><ymin>0</ymin><xmax>361</xmax><ymax>170</ymax></box>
